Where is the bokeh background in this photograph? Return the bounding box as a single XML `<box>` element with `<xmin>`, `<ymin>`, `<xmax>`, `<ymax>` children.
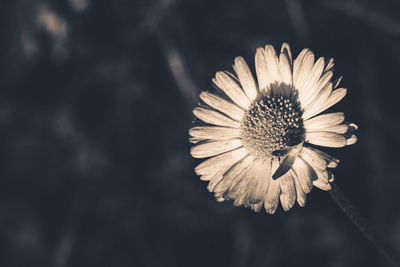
<box><xmin>0</xmin><ymin>0</ymin><xmax>400</xmax><ymax>266</ymax></box>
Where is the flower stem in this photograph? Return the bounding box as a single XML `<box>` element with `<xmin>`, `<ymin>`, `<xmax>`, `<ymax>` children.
<box><xmin>329</xmin><ymin>183</ymin><xmax>400</xmax><ymax>266</ymax></box>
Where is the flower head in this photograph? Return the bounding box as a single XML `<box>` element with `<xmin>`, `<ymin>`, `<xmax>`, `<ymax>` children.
<box><xmin>189</xmin><ymin>43</ymin><xmax>357</xmax><ymax>214</ymax></box>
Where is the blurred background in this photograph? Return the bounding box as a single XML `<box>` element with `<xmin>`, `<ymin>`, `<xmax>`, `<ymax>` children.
<box><xmin>0</xmin><ymin>0</ymin><xmax>400</xmax><ymax>266</ymax></box>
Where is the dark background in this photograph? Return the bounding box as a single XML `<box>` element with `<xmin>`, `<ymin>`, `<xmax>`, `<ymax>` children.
<box><xmin>0</xmin><ymin>0</ymin><xmax>399</xmax><ymax>266</ymax></box>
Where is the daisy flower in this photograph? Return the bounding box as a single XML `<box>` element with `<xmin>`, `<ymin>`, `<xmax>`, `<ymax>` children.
<box><xmin>189</xmin><ymin>43</ymin><xmax>357</xmax><ymax>214</ymax></box>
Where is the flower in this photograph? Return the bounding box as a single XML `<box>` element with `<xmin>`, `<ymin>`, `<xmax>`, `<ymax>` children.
<box><xmin>189</xmin><ymin>43</ymin><xmax>357</xmax><ymax>214</ymax></box>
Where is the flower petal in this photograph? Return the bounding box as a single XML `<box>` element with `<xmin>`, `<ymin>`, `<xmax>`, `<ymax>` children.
<box><xmin>193</xmin><ymin>107</ymin><xmax>241</xmax><ymax>128</ymax></box>
<box><xmin>302</xmin><ymin>70</ymin><xmax>333</xmax><ymax>108</ymax></box>
<box><xmin>290</xmin><ymin>169</ymin><xmax>306</xmax><ymax>206</ymax></box>
<box><xmin>264</xmin><ymin>158</ymin><xmax>280</xmax><ymax>214</ymax></box>
<box><xmin>280</xmin><ymin>42</ymin><xmax>292</xmax><ymax>65</ymax></box>
<box><xmin>313</xmin><ymin>179</ymin><xmax>332</xmax><ymax>191</ymax></box>
<box><xmin>346</xmin><ymin>134</ymin><xmax>357</xmax><ymax>145</ymax></box>
<box><xmin>292</xmin><ymin>157</ymin><xmax>313</xmax><ymax>193</ymax></box>
<box><xmin>308</xmin><ymin>88</ymin><xmax>347</xmax><ymax>118</ymax></box>
<box><xmin>333</xmin><ymin>76</ymin><xmax>343</xmax><ymax>89</ymax></box>
<box><xmin>189</xmin><ymin>126</ymin><xmax>241</xmax><ymax>140</ymax></box>
<box><xmin>195</xmin><ymin>147</ymin><xmax>248</xmax><ymax>176</ymax></box>
<box><xmin>227</xmin><ymin>158</ymin><xmax>271</xmax><ymax>205</ymax></box>
<box><xmin>207</xmin><ymin>169</ymin><xmax>227</xmax><ymax>191</ymax></box>
<box><xmin>293</xmin><ymin>49</ymin><xmax>309</xmax><ymax>83</ymax></box>
<box><xmin>306</xmin><ymin>147</ymin><xmax>339</xmax><ymax>168</ymax></box>
<box><xmin>213</xmin><ymin>155</ymin><xmax>255</xmax><ymax>194</ymax></box>
<box><xmin>304</xmin><ymin>112</ymin><xmax>345</xmax><ymax>131</ymax></box>
<box><xmin>294</xmin><ymin>50</ymin><xmax>315</xmax><ymax>98</ymax></box>
<box><xmin>319</xmin><ymin>124</ymin><xmax>349</xmax><ymax>134</ymax></box>
<box><xmin>246</xmin><ymin>160</ymin><xmax>271</xmax><ymax>204</ymax></box>
<box><xmin>302</xmin><ymin>82</ymin><xmax>332</xmax><ymax>121</ymax></box>
<box><xmin>255</xmin><ymin>47</ymin><xmax>269</xmax><ymax>92</ymax></box>
<box><xmin>264</xmin><ymin>45</ymin><xmax>281</xmax><ymax>85</ymax></box>
<box><xmin>312</xmin><ymin>169</ymin><xmax>331</xmax><ymax>191</ymax></box>
<box><xmin>264</xmin><ymin>179</ymin><xmax>280</xmax><ymax>214</ymax></box>
<box><xmin>214</xmin><ymin>71</ymin><xmax>251</xmax><ymax>109</ymax></box>
<box><xmin>279</xmin><ymin>173</ymin><xmax>296</xmax><ymax>211</ymax></box>
<box><xmin>191</xmin><ymin>139</ymin><xmax>242</xmax><ymax>158</ymax></box>
<box><xmin>233</xmin><ymin>57</ymin><xmax>258</xmax><ymax>101</ymax></box>
<box><xmin>299</xmin><ymin>147</ymin><xmax>327</xmax><ymax>171</ymax></box>
<box><xmin>325</xmin><ymin>58</ymin><xmax>334</xmax><ymax>72</ymax></box>
<box><xmin>306</xmin><ymin>132</ymin><xmax>347</xmax><ymax>148</ymax></box>
<box><xmin>250</xmin><ymin>202</ymin><xmax>263</xmax><ymax>212</ymax></box>
<box><xmin>200</xmin><ymin>91</ymin><xmax>244</xmax><ymax>121</ymax></box>
<box><xmin>300</xmin><ymin>57</ymin><xmax>325</xmax><ymax>104</ymax></box>
<box><xmin>279</xmin><ymin>52</ymin><xmax>292</xmax><ymax>86</ymax></box>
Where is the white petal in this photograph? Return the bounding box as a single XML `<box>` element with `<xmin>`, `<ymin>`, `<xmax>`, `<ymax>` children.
<box><xmin>246</xmin><ymin>159</ymin><xmax>271</xmax><ymax>203</ymax></box>
<box><xmin>189</xmin><ymin>126</ymin><xmax>241</xmax><ymax>140</ymax></box>
<box><xmin>279</xmin><ymin>52</ymin><xmax>292</xmax><ymax>86</ymax></box>
<box><xmin>349</xmin><ymin>122</ymin><xmax>358</xmax><ymax>130</ymax></box>
<box><xmin>313</xmin><ymin>179</ymin><xmax>332</xmax><ymax>191</ymax></box>
<box><xmin>333</xmin><ymin>76</ymin><xmax>343</xmax><ymax>89</ymax></box>
<box><xmin>227</xmin><ymin>158</ymin><xmax>271</xmax><ymax>204</ymax></box>
<box><xmin>255</xmin><ymin>48</ymin><xmax>269</xmax><ymax>92</ymax></box>
<box><xmin>264</xmin><ymin>179</ymin><xmax>280</xmax><ymax>214</ymax></box>
<box><xmin>325</xmin><ymin>58</ymin><xmax>334</xmax><ymax>72</ymax></box>
<box><xmin>302</xmin><ymin>82</ymin><xmax>332</xmax><ymax>121</ymax></box>
<box><xmin>191</xmin><ymin>139</ymin><xmax>242</xmax><ymax>158</ymax></box>
<box><xmin>292</xmin><ymin>157</ymin><xmax>313</xmax><ymax>193</ymax></box>
<box><xmin>302</xmin><ymin>70</ymin><xmax>332</xmax><ymax>108</ymax></box>
<box><xmin>214</xmin><ymin>72</ymin><xmax>251</xmax><ymax>109</ymax></box>
<box><xmin>300</xmin><ymin>57</ymin><xmax>325</xmax><ymax>104</ymax></box>
<box><xmin>264</xmin><ymin>45</ymin><xmax>281</xmax><ymax>85</ymax></box>
<box><xmin>207</xmin><ymin>168</ymin><xmax>228</xmax><ymax>192</ymax></box>
<box><xmin>306</xmin><ymin>132</ymin><xmax>347</xmax><ymax>148</ymax></box>
<box><xmin>193</xmin><ymin>107</ymin><xmax>241</xmax><ymax>128</ymax></box>
<box><xmin>250</xmin><ymin>202</ymin><xmax>263</xmax><ymax>212</ymax></box>
<box><xmin>346</xmin><ymin>134</ymin><xmax>357</xmax><ymax>145</ymax></box>
<box><xmin>290</xmin><ymin>169</ymin><xmax>306</xmax><ymax>206</ymax></box>
<box><xmin>213</xmin><ymin>155</ymin><xmax>255</xmax><ymax>194</ymax></box>
<box><xmin>299</xmin><ymin>147</ymin><xmax>327</xmax><ymax>171</ymax></box>
<box><xmin>294</xmin><ymin>50</ymin><xmax>315</xmax><ymax>98</ymax></box>
<box><xmin>304</xmin><ymin>112</ymin><xmax>345</xmax><ymax>131</ymax></box>
<box><xmin>195</xmin><ymin>147</ymin><xmax>248</xmax><ymax>176</ymax></box>
<box><xmin>215</xmin><ymin>197</ymin><xmax>225</xmax><ymax>202</ymax></box>
<box><xmin>311</xmin><ymin>168</ymin><xmax>331</xmax><ymax>191</ymax></box>
<box><xmin>280</xmin><ymin>42</ymin><xmax>292</xmax><ymax>65</ymax></box>
<box><xmin>306</xmin><ymin>147</ymin><xmax>339</xmax><ymax>168</ymax></box>
<box><xmin>264</xmin><ymin>158</ymin><xmax>280</xmax><ymax>214</ymax></box>
<box><xmin>308</xmin><ymin>88</ymin><xmax>347</xmax><ymax>119</ymax></box>
<box><xmin>293</xmin><ymin>49</ymin><xmax>309</xmax><ymax>83</ymax></box>
<box><xmin>329</xmin><ymin>173</ymin><xmax>335</xmax><ymax>182</ymax></box>
<box><xmin>318</xmin><ymin>124</ymin><xmax>349</xmax><ymax>134</ymax></box>
<box><xmin>279</xmin><ymin>173</ymin><xmax>296</xmax><ymax>211</ymax></box>
<box><xmin>233</xmin><ymin>57</ymin><xmax>258</xmax><ymax>101</ymax></box>
<box><xmin>200</xmin><ymin>92</ymin><xmax>244</xmax><ymax>121</ymax></box>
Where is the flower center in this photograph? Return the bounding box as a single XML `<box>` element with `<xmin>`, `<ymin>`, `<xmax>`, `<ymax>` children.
<box><xmin>240</xmin><ymin>92</ymin><xmax>305</xmax><ymax>158</ymax></box>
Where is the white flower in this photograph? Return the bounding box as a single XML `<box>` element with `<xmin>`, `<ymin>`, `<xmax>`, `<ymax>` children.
<box><xmin>189</xmin><ymin>43</ymin><xmax>357</xmax><ymax>214</ymax></box>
